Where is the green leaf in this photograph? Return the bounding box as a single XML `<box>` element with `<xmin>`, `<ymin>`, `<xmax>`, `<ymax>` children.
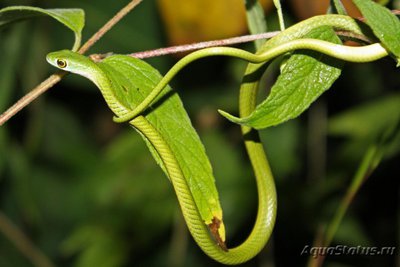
<box><xmin>95</xmin><ymin>55</ymin><xmax>224</xmax><ymax>232</ymax></box>
<box><xmin>376</xmin><ymin>0</ymin><xmax>390</xmax><ymax>5</ymax></box>
<box><xmin>273</xmin><ymin>0</ymin><xmax>285</xmax><ymax>30</ymax></box>
<box><xmin>244</xmin><ymin>0</ymin><xmax>267</xmax><ymax>50</ymax></box>
<box><xmin>352</xmin><ymin>0</ymin><xmax>400</xmax><ymax>63</ymax></box>
<box><xmin>0</xmin><ymin>6</ymin><xmax>84</xmax><ymax>51</ymax></box>
<box><xmin>220</xmin><ymin>26</ymin><xmax>343</xmax><ymax>129</ymax></box>
<box><xmin>329</xmin><ymin>94</ymin><xmax>400</xmax><ymax>159</ymax></box>
<box><xmin>329</xmin><ymin>94</ymin><xmax>400</xmax><ymax>139</ymax></box>
<box><xmin>330</xmin><ymin>0</ymin><xmax>348</xmax><ymax>15</ymax></box>
<box><xmin>62</xmin><ymin>226</ymin><xmax>127</xmax><ymax>267</ymax></box>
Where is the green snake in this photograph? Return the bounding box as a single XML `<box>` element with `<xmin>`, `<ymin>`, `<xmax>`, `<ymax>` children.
<box><xmin>46</xmin><ymin>14</ymin><xmax>389</xmax><ymax>265</ymax></box>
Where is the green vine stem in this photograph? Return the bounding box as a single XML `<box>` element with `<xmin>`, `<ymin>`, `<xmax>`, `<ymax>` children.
<box><xmin>307</xmin><ymin>143</ymin><xmax>384</xmax><ymax>267</ymax></box>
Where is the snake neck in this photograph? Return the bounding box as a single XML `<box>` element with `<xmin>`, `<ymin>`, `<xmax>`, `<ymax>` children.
<box><xmin>80</xmin><ymin>63</ymin><xmax>131</xmax><ymax>117</ymax></box>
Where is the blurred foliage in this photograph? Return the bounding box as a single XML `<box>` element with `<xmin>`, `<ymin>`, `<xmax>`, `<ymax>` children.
<box><xmin>158</xmin><ymin>0</ymin><xmax>273</xmax><ymax>46</ymax></box>
<box><xmin>0</xmin><ymin>0</ymin><xmax>398</xmax><ymax>267</ymax></box>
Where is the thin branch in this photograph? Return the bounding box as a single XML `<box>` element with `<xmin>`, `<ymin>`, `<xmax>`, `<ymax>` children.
<box><xmin>89</xmin><ymin>30</ymin><xmax>371</xmax><ymax>61</ymax></box>
<box><xmin>78</xmin><ymin>0</ymin><xmax>142</xmax><ymax>54</ymax></box>
<box><xmin>0</xmin><ymin>211</ymin><xmax>55</xmax><ymax>267</ymax></box>
<box><xmin>129</xmin><ymin>32</ymin><xmax>280</xmax><ymax>59</ymax></box>
<box><xmin>336</xmin><ymin>30</ymin><xmax>371</xmax><ymax>43</ymax></box>
<box><xmin>0</xmin><ymin>73</ymin><xmax>65</xmax><ymax>125</ymax></box>
<box><xmin>89</xmin><ymin>31</ymin><xmax>281</xmax><ymax>61</ymax></box>
<box><xmin>0</xmin><ymin>0</ymin><xmax>143</xmax><ymax>126</ymax></box>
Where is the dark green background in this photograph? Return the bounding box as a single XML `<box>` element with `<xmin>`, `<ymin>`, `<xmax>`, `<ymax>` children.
<box><xmin>0</xmin><ymin>0</ymin><xmax>398</xmax><ymax>266</ymax></box>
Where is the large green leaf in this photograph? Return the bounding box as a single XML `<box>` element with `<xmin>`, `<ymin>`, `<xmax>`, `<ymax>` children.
<box><xmin>352</xmin><ymin>0</ymin><xmax>400</xmax><ymax>64</ymax></box>
<box><xmin>0</xmin><ymin>6</ymin><xmax>84</xmax><ymax>50</ymax></box>
<box><xmin>79</xmin><ymin>55</ymin><xmax>224</xmax><ymax>235</ymax></box>
<box><xmin>220</xmin><ymin>26</ymin><xmax>343</xmax><ymax>129</ymax></box>
<box><xmin>47</xmin><ymin>25</ymin><xmax>228</xmax><ymax>248</ymax></box>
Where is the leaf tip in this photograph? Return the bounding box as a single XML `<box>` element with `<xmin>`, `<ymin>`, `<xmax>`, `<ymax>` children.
<box><xmin>208</xmin><ymin>217</ymin><xmax>228</xmax><ymax>252</ymax></box>
<box><xmin>217</xmin><ymin>109</ymin><xmax>242</xmax><ymax>124</ymax></box>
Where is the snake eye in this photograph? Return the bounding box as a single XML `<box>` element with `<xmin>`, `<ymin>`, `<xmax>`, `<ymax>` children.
<box><xmin>56</xmin><ymin>59</ymin><xmax>67</xmax><ymax>68</ymax></box>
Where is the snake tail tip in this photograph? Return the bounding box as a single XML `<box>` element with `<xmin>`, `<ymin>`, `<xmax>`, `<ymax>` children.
<box><xmin>112</xmin><ymin>115</ymin><xmax>124</xmax><ymax>123</ymax></box>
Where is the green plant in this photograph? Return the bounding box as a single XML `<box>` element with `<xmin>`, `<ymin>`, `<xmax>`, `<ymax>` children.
<box><xmin>0</xmin><ymin>0</ymin><xmax>398</xmax><ymax>266</ymax></box>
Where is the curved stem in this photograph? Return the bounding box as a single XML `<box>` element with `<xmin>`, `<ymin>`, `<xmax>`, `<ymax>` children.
<box><xmin>127</xmin><ymin>32</ymin><xmax>280</xmax><ymax>59</ymax></box>
<box><xmin>78</xmin><ymin>0</ymin><xmax>142</xmax><ymax>54</ymax></box>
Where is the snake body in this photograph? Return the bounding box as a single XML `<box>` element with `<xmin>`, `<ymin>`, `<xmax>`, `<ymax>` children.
<box><xmin>46</xmin><ymin>14</ymin><xmax>390</xmax><ymax>264</ymax></box>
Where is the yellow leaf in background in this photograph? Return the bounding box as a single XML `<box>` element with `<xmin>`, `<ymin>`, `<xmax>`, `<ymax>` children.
<box><xmin>290</xmin><ymin>0</ymin><xmax>380</xmax><ymax>20</ymax></box>
<box><xmin>157</xmin><ymin>0</ymin><xmax>273</xmax><ymax>46</ymax></box>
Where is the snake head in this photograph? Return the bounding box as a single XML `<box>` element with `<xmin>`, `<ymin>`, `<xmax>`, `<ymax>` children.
<box><xmin>46</xmin><ymin>50</ymin><xmax>98</xmax><ymax>78</ymax></box>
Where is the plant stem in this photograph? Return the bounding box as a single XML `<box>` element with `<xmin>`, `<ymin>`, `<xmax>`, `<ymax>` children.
<box><xmin>78</xmin><ymin>0</ymin><xmax>142</xmax><ymax>54</ymax></box>
<box><xmin>0</xmin><ymin>0</ymin><xmax>143</xmax><ymax>126</ymax></box>
<box><xmin>129</xmin><ymin>32</ymin><xmax>280</xmax><ymax>59</ymax></box>
<box><xmin>307</xmin><ymin>144</ymin><xmax>383</xmax><ymax>267</ymax></box>
<box><xmin>90</xmin><ymin>30</ymin><xmax>370</xmax><ymax>62</ymax></box>
<box><xmin>0</xmin><ymin>73</ymin><xmax>65</xmax><ymax>126</ymax></box>
<box><xmin>323</xmin><ymin>145</ymin><xmax>382</xmax><ymax>247</ymax></box>
<box><xmin>0</xmin><ymin>211</ymin><xmax>55</xmax><ymax>267</ymax></box>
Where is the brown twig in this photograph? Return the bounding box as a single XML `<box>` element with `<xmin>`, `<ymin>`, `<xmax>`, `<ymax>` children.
<box><xmin>78</xmin><ymin>0</ymin><xmax>142</xmax><ymax>54</ymax></box>
<box><xmin>129</xmin><ymin>32</ymin><xmax>281</xmax><ymax>59</ymax></box>
<box><xmin>128</xmin><ymin>30</ymin><xmax>372</xmax><ymax>59</ymax></box>
<box><xmin>0</xmin><ymin>0</ymin><xmax>143</xmax><ymax>126</ymax></box>
<box><xmin>89</xmin><ymin>31</ymin><xmax>281</xmax><ymax>62</ymax></box>
<box><xmin>336</xmin><ymin>30</ymin><xmax>371</xmax><ymax>43</ymax></box>
<box><xmin>0</xmin><ymin>72</ymin><xmax>66</xmax><ymax>126</ymax></box>
<box><xmin>87</xmin><ymin>30</ymin><xmax>371</xmax><ymax>62</ymax></box>
<box><xmin>0</xmin><ymin>211</ymin><xmax>55</xmax><ymax>267</ymax></box>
